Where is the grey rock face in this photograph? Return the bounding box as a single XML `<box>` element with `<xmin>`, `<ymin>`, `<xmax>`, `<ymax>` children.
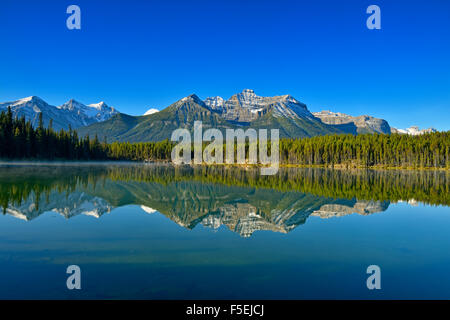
<box><xmin>312</xmin><ymin>110</ymin><xmax>391</xmax><ymax>134</ymax></box>
<box><xmin>204</xmin><ymin>89</ymin><xmax>313</xmax><ymax>124</ymax></box>
<box><xmin>0</xmin><ymin>96</ymin><xmax>118</xmax><ymax>130</ymax></box>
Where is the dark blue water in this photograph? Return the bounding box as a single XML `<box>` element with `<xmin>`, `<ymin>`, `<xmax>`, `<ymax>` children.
<box><xmin>0</xmin><ymin>164</ymin><xmax>448</xmax><ymax>299</ymax></box>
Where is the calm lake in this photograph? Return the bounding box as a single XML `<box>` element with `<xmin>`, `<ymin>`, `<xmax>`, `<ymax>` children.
<box><xmin>0</xmin><ymin>163</ymin><xmax>448</xmax><ymax>299</ymax></box>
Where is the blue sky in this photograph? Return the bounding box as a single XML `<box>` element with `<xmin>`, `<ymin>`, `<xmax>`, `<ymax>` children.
<box><xmin>0</xmin><ymin>0</ymin><xmax>449</xmax><ymax>130</ymax></box>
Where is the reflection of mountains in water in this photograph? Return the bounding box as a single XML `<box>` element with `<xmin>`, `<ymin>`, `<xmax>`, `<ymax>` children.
<box><xmin>4</xmin><ymin>178</ymin><xmax>389</xmax><ymax>237</ymax></box>
<box><xmin>6</xmin><ymin>191</ymin><xmax>113</xmax><ymax>221</ymax></box>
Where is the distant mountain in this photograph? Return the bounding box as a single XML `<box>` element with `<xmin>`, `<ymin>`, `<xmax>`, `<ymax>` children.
<box><xmin>206</xmin><ymin>89</ymin><xmax>343</xmax><ymax>137</ymax></box>
<box><xmin>4</xmin><ymin>91</ymin><xmax>420</xmax><ymax>142</ymax></box>
<box><xmin>391</xmin><ymin>126</ymin><xmax>437</xmax><ymax>135</ymax></box>
<box><xmin>0</xmin><ymin>96</ymin><xmax>118</xmax><ymax>130</ymax></box>
<box><xmin>0</xmin><ymin>96</ymin><xmax>68</xmax><ymax>131</ymax></box>
<box><xmin>143</xmin><ymin>108</ymin><xmax>159</xmax><ymax>115</ymax></box>
<box><xmin>78</xmin><ymin>90</ymin><xmax>344</xmax><ymax>142</ymax></box>
<box><xmin>204</xmin><ymin>89</ymin><xmax>313</xmax><ymax>123</ymax></box>
<box><xmin>59</xmin><ymin>99</ymin><xmax>118</xmax><ymax>124</ymax></box>
<box><xmin>78</xmin><ymin>94</ymin><xmax>234</xmax><ymax>142</ymax></box>
<box><xmin>312</xmin><ymin>110</ymin><xmax>391</xmax><ymax>134</ymax></box>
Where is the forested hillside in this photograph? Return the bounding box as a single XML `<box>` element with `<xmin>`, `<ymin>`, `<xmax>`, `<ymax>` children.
<box><xmin>0</xmin><ymin>109</ymin><xmax>448</xmax><ymax>169</ymax></box>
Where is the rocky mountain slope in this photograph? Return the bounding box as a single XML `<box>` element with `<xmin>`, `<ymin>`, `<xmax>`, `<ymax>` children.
<box><xmin>204</xmin><ymin>89</ymin><xmax>313</xmax><ymax>123</ymax></box>
<box><xmin>77</xmin><ymin>90</ymin><xmax>344</xmax><ymax>142</ymax></box>
<box><xmin>0</xmin><ymin>96</ymin><xmax>118</xmax><ymax>130</ymax></box>
<box><xmin>312</xmin><ymin>110</ymin><xmax>391</xmax><ymax>134</ymax></box>
<box><xmin>78</xmin><ymin>94</ymin><xmax>236</xmax><ymax>142</ymax></box>
<box><xmin>5</xmin><ymin>90</ymin><xmax>433</xmax><ymax>142</ymax></box>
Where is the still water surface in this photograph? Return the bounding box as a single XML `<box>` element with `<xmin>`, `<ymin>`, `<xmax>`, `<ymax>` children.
<box><xmin>0</xmin><ymin>163</ymin><xmax>448</xmax><ymax>299</ymax></box>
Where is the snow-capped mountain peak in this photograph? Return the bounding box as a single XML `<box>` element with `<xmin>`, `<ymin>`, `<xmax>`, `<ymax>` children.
<box><xmin>312</xmin><ymin>110</ymin><xmax>391</xmax><ymax>134</ymax></box>
<box><xmin>204</xmin><ymin>96</ymin><xmax>225</xmax><ymax>112</ymax></box>
<box><xmin>236</xmin><ymin>89</ymin><xmax>259</xmax><ymax>106</ymax></box>
<box><xmin>89</xmin><ymin>101</ymin><xmax>107</xmax><ymax>109</ymax></box>
<box><xmin>58</xmin><ymin>99</ymin><xmax>86</xmax><ymax>111</ymax></box>
<box><xmin>144</xmin><ymin>108</ymin><xmax>159</xmax><ymax>115</ymax></box>
<box><xmin>203</xmin><ymin>89</ymin><xmax>312</xmax><ymax>123</ymax></box>
<box><xmin>0</xmin><ymin>96</ymin><xmax>119</xmax><ymax>130</ymax></box>
<box><xmin>8</xmin><ymin>96</ymin><xmax>46</xmax><ymax>107</ymax></box>
<box><xmin>0</xmin><ymin>96</ymin><xmax>56</xmax><ymax>123</ymax></box>
<box><xmin>14</xmin><ymin>96</ymin><xmax>43</xmax><ymax>105</ymax></box>
<box><xmin>57</xmin><ymin>99</ymin><xmax>118</xmax><ymax>123</ymax></box>
<box><xmin>392</xmin><ymin>126</ymin><xmax>437</xmax><ymax>135</ymax></box>
<box><xmin>87</xmin><ymin>101</ymin><xmax>118</xmax><ymax>121</ymax></box>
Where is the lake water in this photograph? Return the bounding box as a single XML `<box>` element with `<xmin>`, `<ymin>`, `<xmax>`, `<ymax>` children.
<box><xmin>0</xmin><ymin>163</ymin><xmax>448</xmax><ymax>299</ymax></box>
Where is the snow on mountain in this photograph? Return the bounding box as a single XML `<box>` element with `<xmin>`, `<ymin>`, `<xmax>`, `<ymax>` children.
<box><xmin>58</xmin><ymin>99</ymin><xmax>118</xmax><ymax>125</ymax></box>
<box><xmin>269</xmin><ymin>94</ymin><xmax>312</xmax><ymax>119</ymax></box>
<box><xmin>313</xmin><ymin>110</ymin><xmax>391</xmax><ymax>134</ymax></box>
<box><xmin>204</xmin><ymin>89</ymin><xmax>313</xmax><ymax>123</ymax></box>
<box><xmin>143</xmin><ymin>108</ymin><xmax>159</xmax><ymax>116</ymax></box>
<box><xmin>0</xmin><ymin>96</ymin><xmax>118</xmax><ymax>130</ymax></box>
<box><xmin>233</xmin><ymin>89</ymin><xmax>266</xmax><ymax>110</ymax></box>
<box><xmin>391</xmin><ymin>126</ymin><xmax>437</xmax><ymax>135</ymax></box>
<box><xmin>0</xmin><ymin>96</ymin><xmax>70</xmax><ymax>130</ymax></box>
<box><xmin>204</xmin><ymin>96</ymin><xmax>225</xmax><ymax>112</ymax></box>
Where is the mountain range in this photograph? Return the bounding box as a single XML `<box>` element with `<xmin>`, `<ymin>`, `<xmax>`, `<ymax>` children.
<box><xmin>312</xmin><ymin>110</ymin><xmax>391</xmax><ymax>134</ymax></box>
<box><xmin>391</xmin><ymin>126</ymin><xmax>438</xmax><ymax>135</ymax></box>
<box><xmin>0</xmin><ymin>96</ymin><xmax>118</xmax><ymax>130</ymax></box>
<box><xmin>0</xmin><ymin>90</ymin><xmax>438</xmax><ymax>142</ymax></box>
<box><xmin>76</xmin><ymin>89</ymin><xmax>388</xmax><ymax>142</ymax></box>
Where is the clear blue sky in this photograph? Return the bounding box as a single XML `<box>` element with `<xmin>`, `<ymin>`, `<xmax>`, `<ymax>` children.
<box><xmin>0</xmin><ymin>0</ymin><xmax>449</xmax><ymax>130</ymax></box>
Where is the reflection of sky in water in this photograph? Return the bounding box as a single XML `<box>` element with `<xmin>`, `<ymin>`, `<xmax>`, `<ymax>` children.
<box><xmin>1</xmin><ymin>203</ymin><xmax>450</xmax><ymax>299</ymax></box>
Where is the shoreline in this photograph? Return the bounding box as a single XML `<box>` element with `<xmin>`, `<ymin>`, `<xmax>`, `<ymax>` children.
<box><xmin>0</xmin><ymin>159</ymin><xmax>448</xmax><ymax>171</ymax></box>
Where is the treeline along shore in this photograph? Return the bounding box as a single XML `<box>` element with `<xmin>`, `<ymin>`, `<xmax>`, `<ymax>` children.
<box><xmin>0</xmin><ymin>165</ymin><xmax>448</xmax><ymax>209</ymax></box>
<box><xmin>0</xmin><ymin>108</ymin><xmax>449</xmax><ymax>169</ymax></box>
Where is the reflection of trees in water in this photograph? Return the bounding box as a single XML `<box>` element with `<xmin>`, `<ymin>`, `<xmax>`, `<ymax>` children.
<box><xmin>106</xmin><ymin>165</ymin><xmax>450</xmax><ymax>206</ymax></box>
<box><xmin>0</xmin><ymin>166</ymin><xmax>107</xmax><ymax>212</ymax></box>
<box><xmin>0</xmin><ymin>165</ymin><xmax>448</xmax><ymax>215</ymax></box>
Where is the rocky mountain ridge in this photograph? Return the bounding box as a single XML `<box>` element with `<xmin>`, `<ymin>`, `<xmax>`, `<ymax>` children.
<box><xmin>77</xmin><ymin>90</ymin><xmax>344</xmax><ymax>142</ymax></box>
<box><xmin>0</xmin><ymin>96</ymin><xmax>118</xmax><ymax>130</ymax></box>
<box><xmin>391</xmin><ymin>126</ymin><xmax>438</xmax><ymax>135</ymax></box>
<box><xmin>312</xmin><ymin>110</ymin><xmax>391</xmax><ymax>134</ymax></box>
<box><xmin>2</xmin><ymin>91</ymin><xmax>439</xmax><ymax>141</ymax></box>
